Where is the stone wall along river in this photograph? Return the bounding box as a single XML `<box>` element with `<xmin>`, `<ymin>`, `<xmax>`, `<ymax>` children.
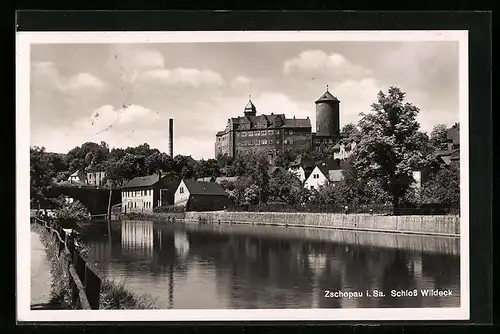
<box><xmin>184</xmin><ymin>211</ymin><xmax>460</xmax><ymax>237</ymax></box>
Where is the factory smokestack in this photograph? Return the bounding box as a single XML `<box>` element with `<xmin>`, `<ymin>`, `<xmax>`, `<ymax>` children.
<box><xmin>169</xmin><ymin>118</ymin><xmax>174</xmax><ymax>157</ymax></box>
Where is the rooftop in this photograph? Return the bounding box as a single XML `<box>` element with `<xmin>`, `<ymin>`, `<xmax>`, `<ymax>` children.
<box><xmin>183</xmin><ymin>180</ymin><xmax>229</xmax><ymax>196</ymax></box>
<box><xmin>315</xmin><ymin>89</ymin><xmax>340</xmax><ymax>103</ymax></box>
<box><xmin>122</xmin><ymin>174</ymin><xmax>164</xmax><ymax>189</ymax></box>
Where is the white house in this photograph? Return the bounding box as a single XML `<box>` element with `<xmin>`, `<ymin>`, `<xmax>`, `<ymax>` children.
<box><xmin>174</xmin><ymin>179</ymin><xmax>232</xmax><ymax>211</ymax></box>
<box><xmin>68</xmin><ymin>170</ymin><xmax>87</xmax><ymax>184</ymax></box>
<box><xmin>121</xmin><ymin>174</ymin><xmax>179</xmax><ymax>213</ymax></box>
<box><xmin>288</xmin><ymin>165</ymin><xmax>307</xmax><ymax>183</ymax></box>
<box><xmin>412</xmin><ymin>170</ymin><xmax>422</xmax><ymax>189</ymax></box>
<box><xmin>332</xmin><ymin>140</ymin><xmax>358</xmax><ymax>160</ymax></box>
<box><xmin>304</xmin><ymin>160</ymin><xmax>342</xmax><ymax>191</ymax></box>
<box><xmin>304</xmin><ymin>166</ymin><xmax>329</xmax><ymax>191</ymax></box>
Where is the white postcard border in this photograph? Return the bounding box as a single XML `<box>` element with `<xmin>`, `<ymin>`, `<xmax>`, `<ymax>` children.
<box><xmin>16</xmin><ymin>30</ymin><xmax>470</xmax><ymax>322</ymax></box>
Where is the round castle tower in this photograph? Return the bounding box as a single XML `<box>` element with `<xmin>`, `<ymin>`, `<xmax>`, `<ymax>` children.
<box><xmin>315</xmin><ymin>86</ymin><xmax>340</xmax><ymax>138</ymax></box>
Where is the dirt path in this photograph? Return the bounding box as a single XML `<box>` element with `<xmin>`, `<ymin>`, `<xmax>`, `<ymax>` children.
<box><xmin>30</xmin><ymin>229</ymin><xmax>52</xmax><ymax>309</ymax></box>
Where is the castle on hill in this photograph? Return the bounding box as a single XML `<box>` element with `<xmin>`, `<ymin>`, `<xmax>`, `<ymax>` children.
<box><xmin>215</xmin><ymin>87</ymin><xmax>354</xmax><ymax>162</ymax></box>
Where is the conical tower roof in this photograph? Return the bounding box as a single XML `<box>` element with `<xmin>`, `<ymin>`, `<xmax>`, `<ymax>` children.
<box><xmin>315</xmin><ymin>88</ymin><xmax>340</xmax><ymax>103</ymax></box>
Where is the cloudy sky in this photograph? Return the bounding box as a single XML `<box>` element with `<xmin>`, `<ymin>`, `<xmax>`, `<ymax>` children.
<box><xmin>30</xmin><ymin>41</ymin><xmax>459</xmax><ymax>159</ymax></box>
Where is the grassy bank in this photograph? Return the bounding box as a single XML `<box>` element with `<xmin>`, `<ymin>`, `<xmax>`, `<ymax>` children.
<box><xmin>32</xmin><ymin>221</ymin><xmax>157</xmax><ymax>309</ymax></box>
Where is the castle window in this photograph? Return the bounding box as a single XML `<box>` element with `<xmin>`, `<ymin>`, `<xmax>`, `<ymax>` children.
<box><xmin>268</xmin><ymin>130</ymin><xmax>273</xmax><ymax>135</ymax></box>
<box><xmin>306</xmin><ymin>134</ymin><xmax>310</xmax><ymax>139</ymax></box>
<box><xmin>276</xmin><ymin>140</ymin><xmax>280</xmax><ymax>144</ymax></box>
<box><xmin>317</xmin><ymin>124</ymin><xmax>320</xmax><ymax>131</ymax></box>
<box><xmin>284</xmin><ymin>139</ymin><xmax>288</xmax><ymax>144</ymax></box>
<box><xmin>289</xmin><ymin>139</ymin><xmax>294</xmax><ymax>144</ymax></box>
<box><xmin>289</xmin><ymin>130</ymin><xmax>294</xmax><ymax>135</ymax></box>
<box><xmin>249</xmin><ymin>140</ymin><xmax>253</xmax><ymax>145</ymax></box>
<box><xmin>242</xmin><ymin>132</ymin><xmax>247</xmax><ymax>137</ymax></box>
<box><xmin>261</xmin><ymin>140</ymin><xmax>267</xmax><ymax>145</ymax></box>
<box><xmin>249</xmin><ymin>132</ymin><xmax>254</xmax><ymax>137</ymax></box>
<box><xmin>275</xmin><ymin>130</ymin><xmax>280</xmax><ymax>135</ymax></box>
<box><xmin>269</xmin><ymin>139</ymin><xmax>273</xmax><ymax>144</ymax></box>
<box><xmin>261</xmin><ymin>131</ymin><xmax>266</xmax><ymax>136</ymax></box>
<box><xmin>236</xmin><ymin>132</ymin><xmax>240</xmax><ymax>137</ymax></box>
<box><xmin>256</xmin><ymin>140</ymin><xmax>260</xmax><ymax>145</ymax></box>
<box><xmin>218</xmin><ymin>138</ymin><xmax>221</xmax><ymax>141</ymax></box>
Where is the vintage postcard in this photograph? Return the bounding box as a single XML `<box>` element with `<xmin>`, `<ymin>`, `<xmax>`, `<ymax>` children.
<box><xmin>17</xmin><ymin>30</ymin><xmax>469</xmax><ymax>322</ymax></box>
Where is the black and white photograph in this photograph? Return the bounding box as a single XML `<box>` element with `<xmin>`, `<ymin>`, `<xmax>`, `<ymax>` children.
<box><xmin>17</xmin><ymin>30</ymin><xmax>469</xmax><ymax>321</ymax></box>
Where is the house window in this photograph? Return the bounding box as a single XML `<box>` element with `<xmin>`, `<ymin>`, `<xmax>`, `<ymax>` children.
<box><xmin>269</xmin><ymin>139</ymin><xmax>273</xmax><ymax>144</ymax></box>
<box><xmin>313</xmin><ymin>174</ymin><xmax>319</xmax><ymax>179</ymax></box>
<box><xmin>268</xmin><ymin>130</ymin><xmax>273</xmax><ymax>135</ymax></box>
<box><xmin>248</xmin><ymin>132</ymin><xmax>254</xmax><ymax>137</ymax></box>
<box><xmin>180</xmin><ymin>187</ymin><xmax>184</xmax><ymax>194</ymax></box>
<box><xmin>261</xmin><ymin>131</ymin><xmax>266</xmax><ymax>136</ymax></box>
<box><xmin>261</xmin><ymin>140</ymin><xmax>267</xmax><ymax>145</ymax></box>
<box><xmin>242</xmin><ymin>132</ymin><xmax>247</xmax><ymax>137</ymax></box>
<box><xmin>275</xmin><ymin>130</ymin><xmax>280</xmax><ymax>135</ymax></box>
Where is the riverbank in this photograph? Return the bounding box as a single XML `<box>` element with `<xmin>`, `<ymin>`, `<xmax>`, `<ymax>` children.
<box><xmin>185</xmin><ymin>211</ymin><xmax>460</xmax><ymax>237</ymax></box>
<box><xmin>30</xmin><ymin>226</ymin><xmax>53</xmax><ymax>309</ymax></box>
<box><xmin>115</xmin><ymin>211</ymin><xmax>460</xmax><ymax>237</ymax></box>
<box><xmin>31</xmin><ymin>221</ymin><xmax>157</xmax><ymax>309</ymax></box>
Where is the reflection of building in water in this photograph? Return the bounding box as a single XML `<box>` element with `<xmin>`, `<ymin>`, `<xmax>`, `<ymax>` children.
<box><xmin>174</xmin><ymin>230</ymin><xmax>190</xmax><ymax>259</ymax></box>
<box><xmin>121</xmin><ymin>220</ymin><xmax>154</xmax><ymax>259</ymax></box>
<box><xmin>308</xmin><ymin>252</ymin><xmax>327</xmax><ymax>277</ymax></box>
<box><xmin>407</xmin><ymin>254</ymin><xmax>423</xmax><ymax>279</ymax></box>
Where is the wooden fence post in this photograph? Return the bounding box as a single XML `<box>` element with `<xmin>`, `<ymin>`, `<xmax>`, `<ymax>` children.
<box><xmin>84</xmin><ymin>264</ymin><xmax>101</xmax><ymax>310</ymax></box>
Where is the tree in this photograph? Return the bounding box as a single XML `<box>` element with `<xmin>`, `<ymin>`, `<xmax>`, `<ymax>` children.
<box><xmin>430</xmin><ymin>124</ymin><xmax>449</xmax><ymax>151</ymax></box>
<box><xmin>268</xmin><ymin>169</ymin><xmax>303</xmax><ymax>203</ymax></box>
<box><xmin>195</xmin><ymin>159</ymin><xmax>220</xmax><ymax>179</ymax></box>
<box><xmin>354</xmin><ymin>87</ymin><xmax>426</xmax><ymax>211</ymax></box>
<box><xmin>421</xmin><ymin>166</ymin><xmax>460</xmax><ymax>209</ymax></box>
<box><xmin>340</xmin><ymin>123</ymin><xmax>361</xmax><ymax>140</ymax></box>
<box><xmin>30</xmin><ymin>146</ymin><xmax>57</xmax><ymax>208</ymax></box>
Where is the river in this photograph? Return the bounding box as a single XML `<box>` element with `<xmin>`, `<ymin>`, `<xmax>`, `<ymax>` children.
<box><xmin>77</xmin><ymin>219</ymin><xmax>461</xmax><ymax>309</ymax></box>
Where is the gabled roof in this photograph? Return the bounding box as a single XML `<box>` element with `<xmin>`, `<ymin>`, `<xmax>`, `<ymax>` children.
<box><xmin>269</xmin><ymin>166</ymin><xmax>287</xmax><ymax>175</ymax></box>
<box><xmin>197</xmin><ymin>177</ymin><xmax>214</xmax><ymax>182</ymax></box>
<box><xmin>183</xmin><ymin>180</ymin><xmax>229</xmax><ymax>196</ymax></box>
<box><xmin>216</xmin><ymin>131</ymin><xmax>225</xmax><ymax>136</ymax></box>
<box><xmin>315</xmin><ymin>90</ymin><xmax>340</xmax><ymax>103</ymax></box>
<box><xmin>317</xmin><ymin>159</ymin><xmax>341</xmax><ymax>176</ymax></box>
<box><xmin>215</xmin><ymin>176</ymin><xmax>239</xmax><ymax>184</ymax></box>
<box><xmin>69</xmin><ymin>170</ymin><xmax>87</xmax><ymax>179</ymax></box>
<box><xmin>122</xmin><ymin>174</ymin><xmax>164</xmax><ymax>189</ymax></box>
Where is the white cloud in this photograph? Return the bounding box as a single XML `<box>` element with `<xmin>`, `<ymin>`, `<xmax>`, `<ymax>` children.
<box><xmin>138</xmin><ymin>68</ymin><xmax>225</xmax><ymax>87</ymax></box>
<box><xmin>31</xmin><ymin>61</ymin><xmax>106</xmax><ymax>93</ymax></box>
<box><xmin>283</xmin><ymin>50</ymin><xmax>371</xmax><ymax>80</ymax></box>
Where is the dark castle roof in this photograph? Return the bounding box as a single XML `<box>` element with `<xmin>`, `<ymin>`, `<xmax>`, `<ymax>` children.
<box><xmin>183</xmin><ymin>180</ymin><xmax>228</xmax><ymax>196</ymax></box>
<box><xmin>315</xmin><ymin>90</ymin><xmax>340</xmax><ymax>103</ymax></box>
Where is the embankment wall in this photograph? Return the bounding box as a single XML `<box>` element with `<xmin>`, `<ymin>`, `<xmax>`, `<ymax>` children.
<box><xmin>184</xmin><ymin>211</ymin><xmax>460</xmax><ymax>237</ymax></box>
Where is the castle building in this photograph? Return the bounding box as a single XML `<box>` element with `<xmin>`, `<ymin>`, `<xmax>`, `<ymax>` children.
<box><xmin>215</xmin><ymin>87</ymin><xmax>341</xmax><ymax>161</ymax></box>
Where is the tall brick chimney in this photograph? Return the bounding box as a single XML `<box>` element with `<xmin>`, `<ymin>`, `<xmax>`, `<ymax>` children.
<box><xmin>169</xmin><ymin>118</ymin><xmax>174</xmax><ymax>157</ymax></box>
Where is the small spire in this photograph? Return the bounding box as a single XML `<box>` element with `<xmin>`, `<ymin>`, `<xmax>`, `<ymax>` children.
<box><xmin>326</xmin><ymin>84</ymin><xmax>329</xmax><ymax>91</ymax></box>
<box><xmin>249</xmin><ymin>93</ymin><xmax>252</xmax><ymax>101</ymax></box>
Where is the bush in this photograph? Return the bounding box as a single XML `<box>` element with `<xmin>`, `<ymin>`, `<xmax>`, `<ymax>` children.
<box><xmin>153</xmin><ymin>205</ymin><xmax>185</xmax><ymax>214</ymax></box>
<box><xmin>54</xmin><ymin>200</ymin><xmax>91</xmax><ymax>221</ymax></box>
<box><xmin>99</xmin><ymin>279</ymin><xmax>157</xmax><ymax>310</ymax></box>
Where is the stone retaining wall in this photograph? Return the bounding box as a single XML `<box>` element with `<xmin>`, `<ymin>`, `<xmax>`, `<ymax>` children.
<box><xmin>184</xmin><ymin>211</ymin><xmax>460</xmax><ymax>237</ymax></box>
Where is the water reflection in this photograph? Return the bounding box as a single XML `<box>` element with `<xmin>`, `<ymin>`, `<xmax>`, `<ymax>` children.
<box><xmin>77</xmin><ymin>220</ymin><xmax>460</xmax><ymax>309</ymax></box>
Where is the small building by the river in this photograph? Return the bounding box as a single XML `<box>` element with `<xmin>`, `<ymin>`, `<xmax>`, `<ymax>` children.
<box><xmin>174</xmin><ymin>179</ymin><xmax>232</xmax><ymax>211</ymax></box>
<box><xmin>121</xmin><ymin>174</ymin><xmax>180</xmax><ymax>213</ymax></box>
